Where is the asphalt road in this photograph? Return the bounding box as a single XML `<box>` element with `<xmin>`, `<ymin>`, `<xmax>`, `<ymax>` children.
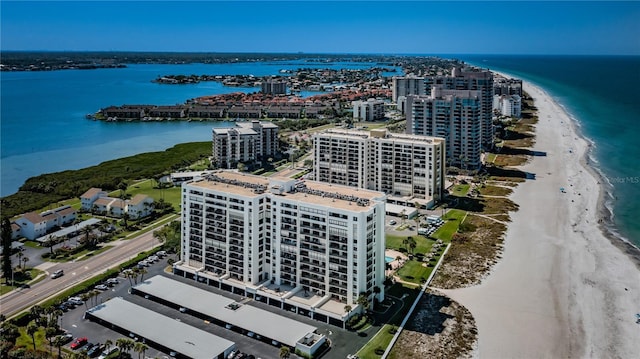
<box><xmin>1</xmin><ymin>230</ymin><xmax>159</xmax><ymax>317</ymax></box>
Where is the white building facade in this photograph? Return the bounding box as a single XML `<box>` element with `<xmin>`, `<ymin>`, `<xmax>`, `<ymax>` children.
<box><xmin>175</xmin><ymin>171</ymin><xmax>386</xmax><ymax>326</ymax></box>
<box><xmin>212</xmin><ymin>121</ymin><xmax>279</xmax><ymax>169</ymax></box>
<box><xmin>352</xmin><ymin>98</ymin><xmax>385</xmax><ymax>122</ymax></box>
<box><xmin>313</xmin><ymin>129</ymin><xmax>445</xmax><ymax>208</ymax></box>
<box><xmin>407</xmin><ymin>87</ymin><xmax>482</xmax><ymax>170</ymax></box>
<box><xmin>494</xmin><ymin>94</ymin><xmax>522</xmax><ymax>118</ymax></box>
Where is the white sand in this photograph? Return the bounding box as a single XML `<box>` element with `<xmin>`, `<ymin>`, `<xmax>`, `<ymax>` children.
<box><xmin>440</xmin><ymin>80</ymin><xmax>640</xmax><ymax>358</ymax></box>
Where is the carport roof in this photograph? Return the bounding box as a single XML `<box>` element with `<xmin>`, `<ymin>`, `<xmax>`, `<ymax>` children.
<box><xmin>86</xmin><ymin>297</ymin><xmax>235</xmax><ymax>358</ymax></box>
<box><xmin>135</xmin><ymin>276</ymin><xmax>318</xmax><ymax>347</ymax></box>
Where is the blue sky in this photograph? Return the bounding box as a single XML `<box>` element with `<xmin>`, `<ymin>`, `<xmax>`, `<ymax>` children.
<box><xmin>1</xmin><ymin>1</ymin><xmax>639</xmax><ymax>55</ymax></box>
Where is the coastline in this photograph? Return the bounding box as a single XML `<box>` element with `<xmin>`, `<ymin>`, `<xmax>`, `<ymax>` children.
<box><xmin>440</xmin><ymin>78</ymin><xmax>640</xmax><ymax>358</ymax></box>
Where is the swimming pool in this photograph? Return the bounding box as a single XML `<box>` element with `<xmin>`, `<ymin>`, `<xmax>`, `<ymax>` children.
<box><xmin>385</xmin><ymin>256</ymin><xmax>394</xmax><ymax>263</ymax></box>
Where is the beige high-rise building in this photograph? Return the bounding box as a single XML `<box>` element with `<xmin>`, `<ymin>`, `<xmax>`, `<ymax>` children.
<box><xmin>408</xmin><ymin>87</ymin><xmax>482</xmax><ymax>170</ymax></box>
<box><xmin>313</xmin><ymin>129</ymin><xmax>445</xmax><ymax>208</ymax></box>
<box><xmin>212</xmin><ymin>121</ymin><xmax>279</xmax><ymax>168</ymax></box>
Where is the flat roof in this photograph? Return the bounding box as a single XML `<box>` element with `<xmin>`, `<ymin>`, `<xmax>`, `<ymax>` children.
<box><xmin>135</xmin><ymin>276</ymin><xmax>318</xmax><ymax>347</ymax></box>
<box><xmin>86</xmin><ymin>297</ymin><xmax>235</xmax><ymax>358</ymax></box>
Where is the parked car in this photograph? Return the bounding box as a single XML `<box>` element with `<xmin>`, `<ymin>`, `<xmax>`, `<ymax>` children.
<box><xmin>97</xmin><ymin>347</ymin><xmax>118</xmax><ymax>359</ymax></box>
<box><xmin>87</xmin><ymin>343</ymin><xmax>104</xmax><ymax>357</ymax></box>
<box><xmin>95</xmin><ymin>284</ymin><xmax>109</xmax><ymax>291</ymax></box>
<box><xmin>106</xmin><ymin>278</ymin><xmax>119</xmax><ymax>286</ymax></box>
<box><xmin>147</xmin><ymin>255</ymin><xmax>159</xmax><ymax>262</ymax></box>
<box><xmin>70</xmin><ymin>337</ymin><xmax>88</xmax><ymax>350</ymax></box>
<box><xmin>57</xmin><ymin>333</ymin><xmax>73</xmax><ymax>344</ymax></box>
<box><xmin>51</xmin><ymin>269</ymin><xmax>64</xmax><ymax>279</ymax></box>
<box><xmin>389</xmin><ymin>220</ymin><xmax>397</xmax><ymax>225</ymax></box>
<box><xmin>156</xmin><ymin>250</ymin><xmax>167</xmax><ymax>257</ymax></box>
<box><xmin>68</xmin><ymin>297</ymin><xmax>84</xmax><ymax>305</ymax></box>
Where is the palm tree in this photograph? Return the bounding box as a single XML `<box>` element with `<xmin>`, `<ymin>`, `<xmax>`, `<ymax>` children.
<box><xmin>356</xmin><ymin>293</ymin><xmax>369</xmax><ymax>312</ymax></box>
<box><xmin>116</xmin><ymin>337</ymin><xmax>135</xmax><ymax>357</ymax></box>
<box><xmin>279</xmin><ymin>346</ymin><xmax>291</xmax><ymax>359</ymax></box>
<box><xmin>104</xmin><ymin>339</ymin><xmax>113</xmax><ymax>351</ymax></box>
<box><xmin>45</xmin><ymin>326</ymin><xmax>57</xmax><ymax>355</ymax></box>
<box><xmin>122</xmin><ymin>212</ymin><xmax>130</xmax><ymax>230</ymax></box>
<box><xmin>134</xmin><ymin>342</ymin><xmax>149</xmax><ymax>359</ymax></box>
<box><xmin>21</xmin><ymin>256</ymin><xmax>29</xmax><ymax>271</ymax></box>
<box><xmin>117</xmin><ymin>181</ymin><xmax>128</xmax><ymax>199</ymax></box>
<box><xmin>26</xmin><ymin>320</ymin><xmax>38</xmax><ymax>350</ymax></box>
<box><xmin>344</xmin><ymin>305</ymin><xmax>352</xmax><ymax>314</ymax></box>
<box><xmin>30</xmin><ymin>305</ymin><xmax>44</xmax><ymax>325</ymax></box>
<box><xmin>407</xmin><ymin>237</ymin><xmax>417</xmax><ymax>254</ymax></box>
<box><xmin>16</xmin><ymin>251</ymin><xmax>24</xmax><ymax>269</ymax></box>
<box><xmin>138</xmin><ymin>267</ymin><xmax>148</xmax><ymax>282</ymax></box>
<box><xmin>81</xmin><ymin>292</ymin><xmax>91</xmax><ymax>310</ymax></box>
<box><xmin>53</xmin><ymin>335</ymin><xmax>67</xmax><ymax>358</ymax></box>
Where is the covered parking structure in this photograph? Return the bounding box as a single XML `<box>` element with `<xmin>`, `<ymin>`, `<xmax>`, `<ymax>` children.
<box><xmin>132</xmin><ymin>276</ymin><xmax>326</xmax><ymax>357</ymax></box>
<box><xmin>85</xmin><ymin>297</ymin><xmax>236</xmax><ymax>359</ymax></box>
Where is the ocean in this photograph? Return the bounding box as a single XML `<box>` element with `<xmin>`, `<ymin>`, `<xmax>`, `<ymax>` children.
<box><xmin>0</xmin><ymin>60</ymin><xmax>395</xmax><ymax>197</ymax></box>
<box><xmin>460</xmin><ymin>55</ymin><xmax>640</xmax><ymax>246</ymax></box>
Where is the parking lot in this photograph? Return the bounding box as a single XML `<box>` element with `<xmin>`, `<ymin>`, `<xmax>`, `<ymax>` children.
<box><xmin>58</xmin><ymin>255</ymin><xmax>376</xmax><ymax>359</ymax></box>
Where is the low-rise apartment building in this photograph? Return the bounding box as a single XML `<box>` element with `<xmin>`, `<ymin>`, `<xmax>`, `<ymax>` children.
<box><xmin>16</xmin><ymin>205</ymin><xmax>77</xmax><ymax>240</ymax></box>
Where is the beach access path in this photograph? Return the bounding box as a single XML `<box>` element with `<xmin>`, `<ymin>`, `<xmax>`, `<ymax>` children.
<box><xmin>440</xmin><ymin>80</ymin><xmax>640</xmax><ymax>358</ymax></box>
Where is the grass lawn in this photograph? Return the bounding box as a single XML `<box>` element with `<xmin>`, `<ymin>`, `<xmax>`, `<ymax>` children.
<box><xmin>0</xmin><ymin>268</ymin><xmax>45</xmax><ymax>295</ymax></box>
<box><xmin>396</xmin><ymin>260</ymin><xmax>432</xmax><ymax>284</ymax></box>
<box><xmin>385</xmin><ymin>234</ymin><xmax>432</xmax><ymax>254</ymax></box>
<box><xmin>357</xmin><ymin>283</ymin><xmax>422</xmax><ymax>358</ymax></box>
<box><xmin>485</xmin><ymin>153</ymin><xmax>497</xmax><ymax>163</ymax></box>
<box><xmin>125</xmin><ymin>179</ymin><xmax>182</xmax><ymax>210</ymax></box>
<box><xmin>15</xmin><ymin>326</ymin><xmax>48</xmax><ymax>351</ymax></box>
<box><xmin>450</xmin><ymin>184</ymin><xmax>470</xmax><ymax>197</ymax></box>
<box><xmin>357</xmin><ymin>324</ymin><xmax>396</xmax><ymax>359</ymax></box>
<box><xmin>432</xmin><ymin>209</ymin><xmax>466</xmax><ymax>242</ymax></box>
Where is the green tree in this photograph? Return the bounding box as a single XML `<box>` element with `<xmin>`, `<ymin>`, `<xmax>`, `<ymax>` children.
<box><xmin>45</xmin><ymin>326</ymin><xmax>58</xmax><ymax>355</ymax></box>
<box><xmin>21</xmin><ymin>256</ymin><xmax>29</xmax><ymax>271</ymax></box>
<box><xmin>279</xmin><ymin>346</ymin><xmax>291</xmax><ymax>359</ymax></box>
<box><xmin>357</xmin><ymin>293</ymin><xmax>369</xmax><ymax>311</ymax></box>
<box><xmin>53</xmin><ymin>334</ymin><xmax>67</xmax><ymax>358</ymax></box>
<box><xmin>26</xmin><ymin>320</ymin><xmax>38</xmax><ymax>351</ymax></box>
<box><xmin>116</xmin><ymin>337</ymin><xmax>135</xmax><ymax>357</ymax></box>
<box><xmin>1</xmin><ymin>217</ymin><xmax>13</xmax><ymax>284</ymax></box>
<box><xmin>344</xmin><ymin>305</ymin><xmax>352</xmax><ymax>314</ymax></box>
<box><xmin>133</xmin><ymin>342</ymin><xmax>148</xmax><ymax>359</ymax></box>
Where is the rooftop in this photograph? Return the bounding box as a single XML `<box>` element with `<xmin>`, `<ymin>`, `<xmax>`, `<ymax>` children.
<box><xmin>80</xmin><ymin>187</ymin><xmax>104</xmax><ymax>199</ymax></box>
<box><xmin>134</xmin><ymin>276</ymin><xmax>319</xmax><ymax>347</ymax></box>
<box><xmin>188</xmin><ymin>171</ymin><xmax>385</xmax><ymax>211</ymax></box>
<box><xmin>86</xmin><ymin>297</ymin><xmax>235</xmax><ymax>358</ymax></box>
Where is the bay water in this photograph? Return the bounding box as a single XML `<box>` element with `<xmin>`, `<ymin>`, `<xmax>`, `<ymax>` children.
<box><xmin>0</xmin><ymin>60</ymin><xmax>388</xmax><ymax>197</ymax></box>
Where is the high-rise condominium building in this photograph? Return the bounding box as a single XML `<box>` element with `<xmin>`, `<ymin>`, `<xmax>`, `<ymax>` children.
<box><xmin>313</xmin><ymin>129</ymin><xmax>445</xmax><ymax>208</ymax></box>
<box><xmin>261</xmin><ymin>79</ymin><xmax>288</xmax><ymax>95</ymax></box>
<box><xmin>392</xmin><ymin>75</ymin><xmax>426</xmax><ymax>103</ymax></box>
<box><xmin>422</xmin><ymin>67</ymin><xmax>494</xmax><ymax>148</ymax></box>
<box><xmin>175</xmin><ymin>171</ymin><xmax>386</xmax><ymax>325</ymax></box>
<box><xmin>212</xmin><ymin>121</ymin><xmax>279</xmax><ymax>169</ymax></box>
<box><xmin>408</xmin><ymin>87</ymin><xmax>482</xmax><ymax>170</ymax></box>
<box><xmin>352</xmin><ymin>98</ymin><xmax>385</xmax><ymax>122</ymax></box>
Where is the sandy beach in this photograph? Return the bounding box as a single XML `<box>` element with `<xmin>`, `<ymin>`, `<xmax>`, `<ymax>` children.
<box><xmin>440</xmin><ymin>79</ymin><xmax>640</xmax><ymax>358</ymax></box>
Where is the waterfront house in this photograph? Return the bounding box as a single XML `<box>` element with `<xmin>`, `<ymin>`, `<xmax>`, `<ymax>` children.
<box><xmin>81</xmin><ymin>187</ymin><xmax>109</xmax><ymax>211</ymax></box>
<box><xmin>148</xmin><ymin>106</ymin><xmax>186</xmax><ymax>119</ymax></box>
<box><xmin>127</xmin><ymin>194</ymin><xmax>154</xmax><ymax>219</ymax></box>
<box><xmin>16</xmin><ymin>205</ymin><xmax>77</xmax><ymax>240</ymax></box>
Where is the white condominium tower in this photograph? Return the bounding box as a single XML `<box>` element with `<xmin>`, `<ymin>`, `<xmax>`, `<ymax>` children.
<box><xmin>408</xmin><ymin>87</ymin><xmax>482</xmax><ymax>170</ymax></box>
<box><xmin>313</xmin><ymin>128</ymin><xmax>445</xmax><ymax>208</ymax></box>
<box><xmin>175</xmin><ymin>171</ymin><xmax>386</xmax><ymax>325</ymax></box>
<box><xmin>392</xmin><ymin>74</ymin><xmax>426</xmax><ymax>102</ymax></box>
<box><xmin>212</xmin><ymin>121</ymin><xmax>279</xmax><ymax>169</ymax></box>
<box><xmin>422</xmin><ymin>67</ymin><xmax>494</xmax><ymax>148</ymax></box>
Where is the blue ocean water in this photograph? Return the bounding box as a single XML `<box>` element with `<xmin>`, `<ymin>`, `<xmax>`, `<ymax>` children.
<box><xmin>1</xmin><ymin>60</ymin><xmax>394</xmax><ymax>197</ymax></box>
<box><xmin>461</xmin><ymin>55</ymin><xmax>640</xmax><ymax>246</ymax></box>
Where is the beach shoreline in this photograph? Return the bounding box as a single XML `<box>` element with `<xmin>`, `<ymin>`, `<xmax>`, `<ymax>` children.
<box><xmin>440</xmin><ymin>77</ymin><xmax>640</xmax><ymax>358</ymax></box>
